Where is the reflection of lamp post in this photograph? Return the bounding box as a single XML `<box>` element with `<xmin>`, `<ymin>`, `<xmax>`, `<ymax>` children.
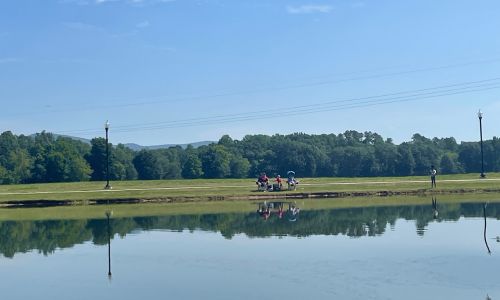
<box><xmin>106</xmin><ymin>210</ymin><xmax>113</xmax><ymax>278</ymax></box>
<box><xmin>104</xmin><ymin>120</ymin><xmax>112</xmax><ymax>189</ymax></box>
<box><xmin>483</xmin><ymin>203</ymin><xmax>491</xmax><ymax>254</ymax></box>
<box><xmin>478</xmin><ymin>110</ymin><xmax>486</xmax><ymax>178</ymax></box>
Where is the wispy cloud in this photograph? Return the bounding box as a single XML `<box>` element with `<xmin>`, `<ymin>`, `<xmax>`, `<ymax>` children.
<box><xmin>61</xmin><ymin>0</ymin><xmax>175</xmax><ymax>5</ymax></box>
<box><xmin>111</xmin><ymin>21</ymin><xmax>149</xmax><ymax>37</ymax></box>
<box><xmin>0</xmin><ymin>58</ymin><xmax>21</xmax><ymax>64</ymax></box>
<box><xmin>286</xmin><ymin>4</ymin><xmax>333</xmax><ymax>14</ymax></box>
<box><xmin>95</xmin><ymin>0</ymin><xmax>119</xmax><ymax>4</ymax></box>
<box><xmin>136</xmin><ymin>20</ymin><xmax>150</xmax><ymax>28</ymax></box>
<box><xmin>63</xmin><ymin>21</ymin><xmax>100</xmax><ymax>31</ymax></box>
<box><xmin>143</xmin><ymin>44</ymin><xmax>176</xmax><ymax>52</ymax></box>
<box><xmin>40</xmin><ymin>58</ymin><xmax>95</xmax><ymax>64</ymax></box>
<box><xmin>351</xmin><ymin>2</ymin><xmax>365</xmax><ymax>8</ymax></box>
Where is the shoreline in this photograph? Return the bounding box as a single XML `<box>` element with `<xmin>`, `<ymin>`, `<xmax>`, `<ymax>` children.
<box><xmin>3</xmin><ymin>187</ymin><xmax>500</xmax><ymax>208</ymax></box>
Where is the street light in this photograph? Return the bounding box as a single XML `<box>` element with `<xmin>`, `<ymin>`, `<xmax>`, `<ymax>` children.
<box><xmin>104</xmin><ymin>120</ymin><xmax>112</xmax><ymax>189</ymax></box>
<box><xmin>478</xmin><ymin>110</ymin><xmax>486</xmax><ymax>178</ymax></box>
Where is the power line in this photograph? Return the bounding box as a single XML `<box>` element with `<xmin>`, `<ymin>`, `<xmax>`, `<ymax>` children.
<box><xmin>9</xmin><ymin>56</ymin><xmax>500</xmax><ymax>117</ymax></box>
<box><xmin>58</xmin><ymin>77</ymin><xmax>500</xmax><ymax>134</ymax></box>
<box><xmin>54</xmin><ymin>77</ymin><xmax>500</xmax><ymax>135</ymax></box>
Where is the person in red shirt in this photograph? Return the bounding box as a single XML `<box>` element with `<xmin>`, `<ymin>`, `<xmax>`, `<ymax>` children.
<box><xmin>256</xmin><ymin>173</ymin><xmax>269</xmax><ymax>190</ymax></box>
<box><xmin>275</xmin><ymin>175</ymin><xmax>282</xmax><ymax>190</ymax></box>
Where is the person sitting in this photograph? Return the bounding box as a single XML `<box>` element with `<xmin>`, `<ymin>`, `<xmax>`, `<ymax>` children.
<box><xmin>274</xmin><ymin>175</ymin><xmax>283</xmax><ymax>190</ymax></box>
<box><xmin>286</xmin><ymin>171</ymin><xmax>298</xmax><ymax>190</ymax></box>
<box><xmin>256</xmin><ymin>173</ymin><xmax>269</xmax><ymax>191</ymax></box>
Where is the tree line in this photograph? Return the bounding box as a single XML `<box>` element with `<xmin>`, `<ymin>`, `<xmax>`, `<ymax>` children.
<box><xmin>1</xmin><ymin>202</ymin><xmax>497</xmax><ymax>258</ymax></box>
<box><xmin>0</xmin><ymin>130</ymin><xmax>499</xmax><ymax>184</ymax></box>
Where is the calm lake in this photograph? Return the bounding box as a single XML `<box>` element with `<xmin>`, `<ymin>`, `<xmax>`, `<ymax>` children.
<box><xmin>1</xmin><ymin>199</ymin><xmax>499</xmax><ymax>299</ymax></box>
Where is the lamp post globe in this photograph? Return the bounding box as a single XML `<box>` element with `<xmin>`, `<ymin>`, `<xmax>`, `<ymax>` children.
<box><xmin>478</xmin><ymin>110</ymin><xmax>486</xmax><ymax>178</ymax></box>
<box><xmin>104</xmin><ymin>120</ymin><xmax>112</xmax><ymax>189</ymax></box>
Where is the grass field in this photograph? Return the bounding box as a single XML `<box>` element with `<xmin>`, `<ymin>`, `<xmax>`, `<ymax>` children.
<box><xmin>0</xmin><ymin>172</ymin><xmax>499</xmax><ymax>203</ymax></box>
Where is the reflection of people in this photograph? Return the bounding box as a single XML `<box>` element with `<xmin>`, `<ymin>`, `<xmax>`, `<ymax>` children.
<box><xmin>430</xmin><ymin>166</ymin><xmax>437</xmax><ymax>188</ymax></box>
<box><xmin>276</xmin><ymin>202</ymin><xmax>284</xmax><ymax>219</ymax></box>
<box><xmin>432</xmin><ymin>197</ymin><xmax>438</xmax><ymax>219</ymax></box>
<box><xmin>288</xmin><ymin>202</ymin><xmax>300</xmax><ymax>221</ymax></box>
<box><xmin>257</xmin><ymin>202</ymin><xmax>271</xmax><ymax>220</ymax></box>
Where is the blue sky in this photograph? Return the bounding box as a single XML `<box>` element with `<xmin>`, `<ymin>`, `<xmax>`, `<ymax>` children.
<box><xmin>1</xmin><ymin>0</ymin><xmax>500</xmax><ymax>145</ymax></box>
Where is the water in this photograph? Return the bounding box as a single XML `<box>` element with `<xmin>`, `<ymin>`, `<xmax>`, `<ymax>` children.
<box><xmin>1</xmin><ymin>201</ymin><xmax>500</xmax><ymax>299</ymax></box>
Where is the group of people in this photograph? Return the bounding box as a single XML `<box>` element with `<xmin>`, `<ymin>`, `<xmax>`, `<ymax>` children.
<box><xmin>255</xmin><ymin>166</ymin><xmax>438</xmax><ymax>192</ymax></box>
<box><xmin>256</xmin><ymin>171</ymin><xmax>299</xmax><ymax>192</ymax></box>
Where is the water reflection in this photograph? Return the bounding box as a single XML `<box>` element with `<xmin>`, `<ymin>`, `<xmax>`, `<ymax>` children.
<box><xmin>256</xmin><ymin>201</ymin><xmax>300</xmax><ymax>221</ymax></box>
<box><xmin>106</xmin><ymin>210</ymin><xmax>113</xmax><ymax>279</ymax></box>
<box><xmin>432</xmin><ymin>197</ymin><xmax>439</xmax><ymax>219</ymax></box>
<box><xmin>483</xmin><ymin>204</ymin><xmax>491</xmax><ymax>254</ymax></box>
<box><xmin>1</xmin><ymin>201</ymin><xmax>500</xmax><ymax>258</ymax></box>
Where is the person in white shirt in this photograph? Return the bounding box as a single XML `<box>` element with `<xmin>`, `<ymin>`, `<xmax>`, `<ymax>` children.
<box><xmin>430</xmin><ymin>165</ymin><xmax>437</xmax><ymax>188</ymax></box>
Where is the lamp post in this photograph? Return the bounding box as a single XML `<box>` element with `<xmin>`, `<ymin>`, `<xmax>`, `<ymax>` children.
<box><xmin>104</xmin><ymin>120</ymin><xmax>112</xmax><ymax>189</ymax></box>
<box><xmin>478</xmin><ymin>110</ymin><xmax>486</xmax><ymax>178</ymax></box>
<box><xmin>106</xmin><ymin>210</ymin><xmax>113</xmax><ymax>278</ymax></box>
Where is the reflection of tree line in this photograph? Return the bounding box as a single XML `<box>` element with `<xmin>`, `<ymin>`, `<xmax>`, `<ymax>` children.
<box><xmin>2</xmin><ymin>202</ymin><xmax>500</xmax><ymax>258</ymax></box>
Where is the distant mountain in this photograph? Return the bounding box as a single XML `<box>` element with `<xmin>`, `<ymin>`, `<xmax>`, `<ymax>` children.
<box><xmin>123</xmin><ymin>141</ymin><xmax>214</xmax><ymax>151</ymax></box>
<box><xmin>58</xmin><ymin>135</ymin><xmax>91</xmax><ymax>144</ymax></box>
<box><xmin>30</xmin><ymin>133</ymin><xmax>91</xmax><ymax>144</ymax></box>
<box><xmin>30</xmin><ymin>133</ymin><xmax>213</xmax><ymax>151</ymax></box>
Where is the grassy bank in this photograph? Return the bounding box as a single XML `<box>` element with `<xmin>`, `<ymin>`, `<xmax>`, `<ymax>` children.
<box><xmin>1</xmin><ymin>193</ymin><xmax>499</xmax><ymax>221</ymax></box>
<box><xmin>0</xmin><ymin>173</ymin><xmax>499</xmax><ymax>204</ymax></box>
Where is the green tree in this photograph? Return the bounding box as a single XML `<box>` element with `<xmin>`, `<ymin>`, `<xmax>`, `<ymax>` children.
<box><xmin>133</xmin><ymin>150</ymin><xmax>164</xmax><ymax>180</ymax></box>
<box><xmin>182</xmin><ymin>154</ymin><xmax>204</xmax><ymax>178</ymax></box>
<box><xmin>229</xmin><ymin>155</ymin><xmax>250</xmax><ymax>178</ymax></box>
<box><xmin>395</xmin><ymin>144</ymin><xmax>415</xmax><ymax>176</ymax></box>
<box><xmin>200</xmin><ymin>145</ymin><xmax>231</xmax><ymax>178</ymax></box>
<box><xmin>86</xmin><ymin>138</ymin><xmax>108</xmax><ymax>181</ymax></box>
<box><xmin>440</xmin><ymin>153</ymin><xmax>462</xmax><ymax>174</ymax></box>
<box><xmin>110</xmin><ymin>144</ymin><xmax>137</xmax><ymax>180</ymax></box>
<box><xmin>458</xmin><ymin>142</ymin><xmax>481</xmax><ymax>173</ymax></box>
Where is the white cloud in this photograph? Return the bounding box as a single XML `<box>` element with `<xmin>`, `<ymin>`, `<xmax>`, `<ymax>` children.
<box><xmin>95</xmin><ymin>0</ymin><xmax>119</xmax><ymax>4</ymax></box>
<box><xmin>286</xmin><ymin>4</ymin><xmax>333</xmax><ymax>14</ymax></box>
<box><xmin>136</xmin><ymin>20</ymin><xmax>150</xmax><ymax>28</ymax></box>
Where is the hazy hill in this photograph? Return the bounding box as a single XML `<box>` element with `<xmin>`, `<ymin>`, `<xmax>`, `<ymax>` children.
<box><xmin>123</xmin><ymin>141</ymin><xmax>213</xmax><ymax>151</ymax></box>
<box><xmin>30</xmin><ymin>133</ymin><xmax>213</xmax><ymax>151</ymax></box>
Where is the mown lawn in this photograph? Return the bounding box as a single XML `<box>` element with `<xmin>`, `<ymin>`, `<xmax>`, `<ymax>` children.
<box><xmin>0</xmin><ymin>172</ymin><xmax>499</xmax><ymax>202</ymax></box>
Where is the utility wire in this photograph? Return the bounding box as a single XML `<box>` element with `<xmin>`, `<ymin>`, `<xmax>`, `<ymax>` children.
<box><xmin>54</xmin><ymin>77</ymin><xmax>500</xmax><ymax>135</ymax></box>
<box><xmin>11</xmin><ymin>56</ymin><xmax>500</xmax><ymax>117</ymax></box>
<box><xmin>57</xmin><ymin>77</ymin><xmax>500</xmax><ymax>133</ymax></box>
